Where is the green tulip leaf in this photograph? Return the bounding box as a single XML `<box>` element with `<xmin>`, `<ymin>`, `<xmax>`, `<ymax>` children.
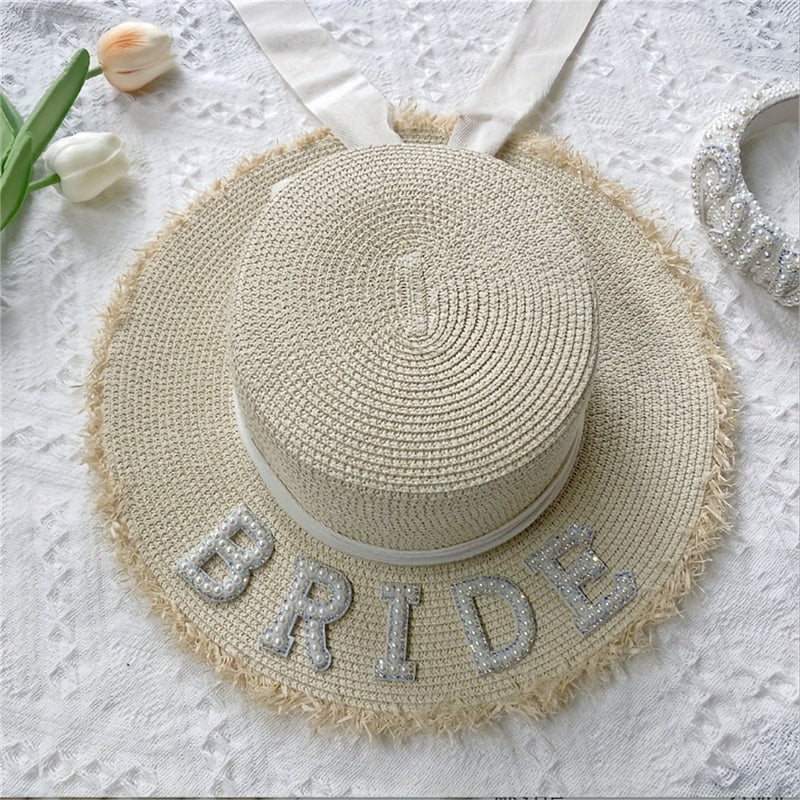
<box><xmin>1</xmin><ymin>93</ymin><xmax>24</xmax><ymax>169</ymax></box>
<box><xmin>0</xmin><ymin>93</ymin><xmax>24</xmax><ymax>132</ymax></box>
<box><xmin>0</xmin><ymin>131</ymin><xmax>33</xmax><ymax>231</ymax></box>
<box><xmin>16</xmin><ymin>48</ymin><xmax>90</xmax><ymax>166</ymax></box>
<box><xmin>0</xmin><ymin>116</ymin><xmax>14</xmax><ymax>169</ymax></box>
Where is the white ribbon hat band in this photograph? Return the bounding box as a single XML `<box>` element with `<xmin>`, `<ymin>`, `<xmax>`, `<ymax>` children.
<box><xmin>234</xmin><ymin>396</ymin><xmax>585</xmax><ymax>566</ymax></box>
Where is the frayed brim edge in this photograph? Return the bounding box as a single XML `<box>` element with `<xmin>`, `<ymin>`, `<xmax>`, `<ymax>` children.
<box><xmin>83</xmin><ymin>108</ymin><xmax>737</xmax><ymax>740</ymax></box>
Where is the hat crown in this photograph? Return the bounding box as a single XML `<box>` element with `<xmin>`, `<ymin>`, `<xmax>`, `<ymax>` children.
<box><xmin>230</xmin><ymin>145</ymin><xmax>598</xmax><ymax>557</ymax></box>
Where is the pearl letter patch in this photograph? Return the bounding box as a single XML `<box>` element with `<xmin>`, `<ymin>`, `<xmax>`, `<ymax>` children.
<box><xmin>375</xmin><ymin>584</ymin><xmax>420</xmax><ymax>682</ymax></box>
<box><xmin>175</xmin><ymin>505</ymin><xmax>274</xmax><ymax>602</ymax></box>
<box><xmin>452</xmin><ymin>576</ymin><xmax>536</xmax><ymax>675</ymax></box>
<box><xmin>526</xmin><ymin>524</ymin><xmax>637</xmax><ymax>635</ymax></box>
<box><xmin>260</xmin><ymin>555</ymin><xmax>352</xmax><ymax>671</ymax></box>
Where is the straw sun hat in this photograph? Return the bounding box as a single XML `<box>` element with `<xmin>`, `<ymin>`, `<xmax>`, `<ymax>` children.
<box><xmin>87</xmin><ymin>107</ymin><xmax>735</xmax><ymax>735</ymax></box>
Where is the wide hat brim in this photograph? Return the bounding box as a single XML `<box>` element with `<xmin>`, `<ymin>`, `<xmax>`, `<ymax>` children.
<box><xmin>87</xmin><ymin>110</ymin><xmax>735</xmax><ymax>736</ymax></box>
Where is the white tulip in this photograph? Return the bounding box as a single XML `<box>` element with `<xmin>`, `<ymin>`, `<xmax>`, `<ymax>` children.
<box><xmin>43</xmin><ymin>132</ymin><xmax>129</xmax><ymax>203</ymax></box>
<box><xmin>97</xmin><ymin>21</ymin><xmax>174</xmax><ymax>92</ymax></box>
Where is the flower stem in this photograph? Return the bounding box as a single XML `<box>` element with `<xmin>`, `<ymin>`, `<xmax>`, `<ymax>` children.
<box><xmin>86</xmin><ymin>65</ymin><xmax>103</xmax><ymax>79</ymax></box>
<box><xmin>27</xmin><ymin>174</ymin><xmax>61</xmax><ymax>193</ymax></box>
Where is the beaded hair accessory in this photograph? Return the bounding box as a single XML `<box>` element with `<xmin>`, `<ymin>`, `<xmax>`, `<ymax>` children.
<box><xmin>692</xmin><ymin>81</ymin><xmax>799</xmax><ymax>307</ymax></box>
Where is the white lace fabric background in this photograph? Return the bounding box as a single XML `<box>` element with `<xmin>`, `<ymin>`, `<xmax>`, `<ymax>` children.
<box><xmin>1</xmin><ymin>0</ymin><xmax>798</xmax><ymax>796</ymax></box>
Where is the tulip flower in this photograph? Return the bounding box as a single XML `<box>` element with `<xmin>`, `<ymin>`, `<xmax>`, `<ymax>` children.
<box><xmin>42</xmin><ymin>132</ymin><xmax>128</xmax><ymax>202</ymax></box>
<box><xmin>1</xmin><ymin>20</ymin><xmax>172</xmax><ymax>230</ymax></box>
<box><xmin>96</xmin><ymin>21</ymin><xmax>174</xmax><ymax>92</ymax></box>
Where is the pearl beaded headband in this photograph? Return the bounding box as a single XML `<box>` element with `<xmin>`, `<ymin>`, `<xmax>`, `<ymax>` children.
<box><xmin>692</xmin><ymin>81</ymin><xmax>799</xmax><ymax>307</ymax></box>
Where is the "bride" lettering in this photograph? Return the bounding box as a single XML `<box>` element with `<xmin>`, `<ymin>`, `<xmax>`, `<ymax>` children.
<box><xmin>175</xmin><ymin>508</ymin><xmax>637</xmax><ymax>680</ymax></box>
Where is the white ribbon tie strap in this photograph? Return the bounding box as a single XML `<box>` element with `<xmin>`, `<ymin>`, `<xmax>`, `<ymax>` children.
<box><xmin>230</xmin><ymin>0</ymin><xmax>402</xmax><ymax>149</ymax></box>
<box><xmin>448</xmin><ymin>0</ymin><xmax>600</xmax><ymax>155</ymax></box>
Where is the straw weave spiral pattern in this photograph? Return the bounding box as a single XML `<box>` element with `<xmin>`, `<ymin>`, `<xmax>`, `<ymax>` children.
<box><xmin>87</xmin><ymin>113</ymin><xmax>734</xmax><ymax>734</ymax></box>
<box><xmin>231</xmin><ymin>146</ymin><xmax>598</xmax><ymax>552</ymax></box>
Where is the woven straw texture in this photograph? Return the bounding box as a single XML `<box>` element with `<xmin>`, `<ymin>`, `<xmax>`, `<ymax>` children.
<box><xmin>232</xmin><ymin>145</ymin><xmax>597</xmax><ymax>551</ymax></box>
<box><xmin>88</xmin><ymin>111</ymin><xmax>733</xmax><ymax>735</ymax></box>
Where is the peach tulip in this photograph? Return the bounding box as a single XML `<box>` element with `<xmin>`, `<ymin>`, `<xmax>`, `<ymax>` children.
<box><xmin>97</xmin><ymin>21</ymin><xmax>173</xmax><ymax>92</ymax></box>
